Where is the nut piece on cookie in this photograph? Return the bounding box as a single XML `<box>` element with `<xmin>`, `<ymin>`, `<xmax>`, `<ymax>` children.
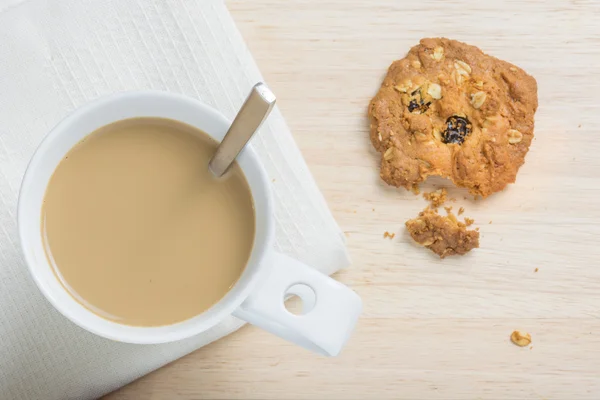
<box><xmin>405</xmin><ymin>207</ymin><xmax>479</xmax><ymax>258</ymax></box>
<box><xmin>368</xmin><ymin>37</ymin><xmax>538</xmax><ymax>197</ymax></box>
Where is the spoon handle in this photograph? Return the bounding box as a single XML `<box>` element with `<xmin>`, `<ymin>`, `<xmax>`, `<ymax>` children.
<box><xmin>209</xmin><ymin>82</ymin><xmax>276</xmax><ymax>177</ymax></box>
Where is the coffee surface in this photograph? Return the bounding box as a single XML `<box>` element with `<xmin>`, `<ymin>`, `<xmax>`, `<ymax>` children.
<box><xmin>42</xmin><ymin>118</ymin><xmax>255</xmax><ymax>326</ymax></box>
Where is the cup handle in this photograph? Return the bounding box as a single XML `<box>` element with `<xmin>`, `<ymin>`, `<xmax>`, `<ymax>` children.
<box><xmin>232</xmin><ymin>252</ymin><xmax>362</xmax><ymax>356</ymax></box>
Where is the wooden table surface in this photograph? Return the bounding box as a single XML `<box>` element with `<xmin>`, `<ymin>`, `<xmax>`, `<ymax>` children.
<box><xmin>106</xmin><ymin>0</ymin><xmax>600</xmax><ymax>398</ymax></box>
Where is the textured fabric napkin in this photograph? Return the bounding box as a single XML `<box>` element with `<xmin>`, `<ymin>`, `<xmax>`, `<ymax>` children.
<box><xmin>0</xmin><ymin>0</ymin><xmax>350</xmax><ymax>398</ymax></box>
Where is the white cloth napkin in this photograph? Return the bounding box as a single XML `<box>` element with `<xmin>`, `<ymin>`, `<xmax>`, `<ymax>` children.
<box><xmin>0</xmin><ymin>0</ymin><xmax>350</xmax><ymax>398</ymax></box>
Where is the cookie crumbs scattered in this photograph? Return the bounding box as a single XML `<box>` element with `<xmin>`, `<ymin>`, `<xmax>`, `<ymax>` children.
<box><xmin>423</xmin><ymin>188</ymin><xmax>448</xmax><ymax>208</ymax></box>
<box><xmin>405</xmin><ymin>207</ymin><xmax>479</xmax><ymax>258</ymax></box>
<box><xmin>458</xmin><ymin>207</ymin><xmax>465</xmax><ymax>215</ymax></box>
<box><xmin>383</xmin><ymin>231</ymin><xmax>396</xmax><ymax>239</ymax></box>
<box><xmin>534</xmin><ymin>268</ymin><xmax>539</xmax><ymax>273</ymax></box>
<box><xmin>464</xmin><ymin>217</ymin><xmax>474</xmax><ymax>226</ymax></box>
<box><xmin>510</xmin><ymin>330</ymin><xmax>532</xmax><ymax>347</ymax></box>
<box><xmin>444</xmin><ymin>206</ymin><xmax>453</xmax><ymax>214</ymax></box>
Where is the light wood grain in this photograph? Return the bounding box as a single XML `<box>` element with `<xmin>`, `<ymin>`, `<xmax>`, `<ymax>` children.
<box><xmin>105</xmin><ymin>0</ymin><xmax>600</xmax><ymax>398</ymax></box>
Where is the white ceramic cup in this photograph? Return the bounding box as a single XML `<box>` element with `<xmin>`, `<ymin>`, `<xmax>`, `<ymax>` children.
<box><xmin>18</xmin><ymin>91</ymin><xmax>362</xmax><ymax>356</ymax></box>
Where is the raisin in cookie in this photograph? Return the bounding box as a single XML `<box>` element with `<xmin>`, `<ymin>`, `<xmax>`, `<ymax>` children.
<box><xmin>369</xmin><ymin>38</ymin><xmax>538</xmax><ymax>197</ymax></box>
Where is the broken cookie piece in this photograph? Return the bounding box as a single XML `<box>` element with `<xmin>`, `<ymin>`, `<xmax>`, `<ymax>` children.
<box><xmin>405</xmin><ymin>207</ymin><xmax>479</xmax><ymax>258</ymax></box>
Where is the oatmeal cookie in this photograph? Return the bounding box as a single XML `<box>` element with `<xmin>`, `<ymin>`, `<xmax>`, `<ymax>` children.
<box><xmin>369</xmin><ymin>38</ymin><xmax>538</xmax><ymax>197</ymax></box>
<box><xmin>405</xmin><ymin>207</ymin><xmax>479</xmax><ymax>258</ymax></box>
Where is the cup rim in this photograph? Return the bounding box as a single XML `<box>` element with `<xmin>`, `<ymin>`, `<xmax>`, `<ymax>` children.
<box><xmin>17</xmin><ymin>90</ymin><xmax>275</xmax><ymax>344</ymax></box>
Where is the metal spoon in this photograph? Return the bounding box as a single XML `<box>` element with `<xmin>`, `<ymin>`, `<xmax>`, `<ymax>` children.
<box><xmin>209</xmin><ymin>82</ymin><xmax>276</xmax><ymax>177</ymax></box>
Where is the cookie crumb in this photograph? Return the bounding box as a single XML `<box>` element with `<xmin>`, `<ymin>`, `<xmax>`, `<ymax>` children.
<box><xmin>405</xmin><ymin>207</ymin><xmax>479</xmax><ymax>258</ymax></box>
<box><xmin>464</xmin><ymin>217</ymin><xmax>474</xmax><ymax>226</ymax></box>
<box><xmin>423</xmin><ymin>188</ymin><xmax>448</xmax><ymax>208</ymax></box>
<box><xmin>458</xmin><ymin>207</ymin><xmax>465</xmax><ymax>215</ymax></box>
<box><xmin>411</xmin><ymin>184</ymin><xmax>420</xmax><ymax>195</ymax></box>
<box><xmin>444</xmin><ymin>206</ymin><xmax>453</xmax><ymax>214</ymax></box>
<box><xmin>489</xmin><ymin>220</ymin><xmax>493</xmax><ymax>224</ymax></box>
<box><xmin>510</xmin><ymin>330</ymin><xmax>532</xmax><ymax>347</ymax></box>
<box><xmin>383</xmin><ymin>231</ymin><xmax>396</xmax><ymax>239</ymax></box>
<box><xmin>534</xmin><ymin>268</ymin><xmax>539</xmax><ymax>273</ymax></box>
